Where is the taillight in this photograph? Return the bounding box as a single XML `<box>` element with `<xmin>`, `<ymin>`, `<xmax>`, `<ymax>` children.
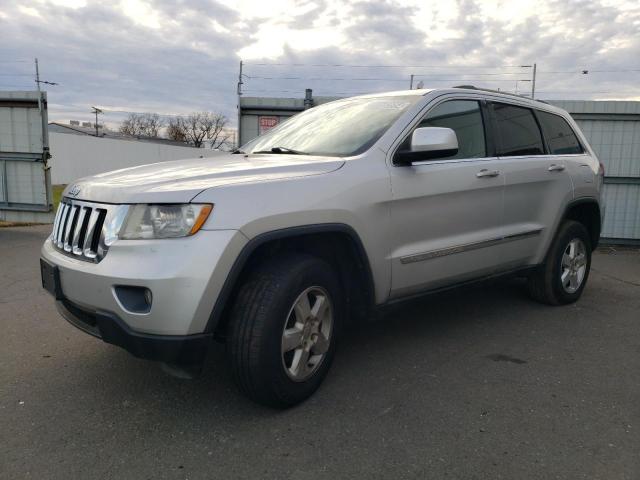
<box><xmin>598</xmin><ymin>162</ymin><xmax>605</xmax><ymax>176</ymax></box>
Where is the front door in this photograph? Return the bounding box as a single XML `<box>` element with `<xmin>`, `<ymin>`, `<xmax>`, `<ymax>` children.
<box><xmin>388</xmin><ymin>99</ymin><xmax>505</xmax><ymax>299</ymax></box>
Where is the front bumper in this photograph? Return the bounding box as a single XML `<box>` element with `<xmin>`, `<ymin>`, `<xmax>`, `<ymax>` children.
<box><xmin>56</xmin><ymin>295</ymin><xmax>211</xmax><ymax>364</ymax></box>
<box><xmin>41</xmin><ymin>229</ymin><xmax>248</xmax><ymax>337</ymax></box>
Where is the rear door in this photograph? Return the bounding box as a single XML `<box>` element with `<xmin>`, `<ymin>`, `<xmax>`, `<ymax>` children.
<box><xmin>489</xmin><ymin>102</ymin><xmax>574</xmax><ymax>267</ymax></box>
<box><xmin>536</xmin><ymin>110</ymin><xmax>595</xmax><ymax>200</ymax></box>
<box><xmin>388</xmin><ymin>98</ymin><xmax>506</xmax><ymax>298</ymax></box>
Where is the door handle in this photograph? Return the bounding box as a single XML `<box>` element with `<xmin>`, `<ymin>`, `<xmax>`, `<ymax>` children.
<box><xmin>548</xmin><ymin>164</ymin><xmax>566</xmax><ymax>172</ymax></box>
<box><xmin>476</xmin><ymin>169</ymin><xmax>500</xmax><ymax>178</ymax></box>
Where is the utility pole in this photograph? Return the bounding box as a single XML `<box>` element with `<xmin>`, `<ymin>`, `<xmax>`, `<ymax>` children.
<box><xmin>34</xmin><ymin>58</ymin><xmax>58</xmax><ymax>90</ymax></box>
<box><xmin>34</xmin><ymin>57</ymin><xmax>51</xmax><ymax>209</ymax></box>
<box><xmin>237</xmin><ymin>60</ymin><xmax>243</xmax><ymax>146</ymax></box>
<box><xmin>531</xmin><ymin>63</ymin><xmax>537</xmax><ymax>99</ymax></box>
<box><xmin>35</xmin><ymin>58</ymin><xmax>41</xmax><ymax>93</ymax></box>
<box><xmin>409</xmin><ymin>74</ymin><xmax>414</xmax><ymax>90</ymax></box>
<box><xmin>237</xmin><ymin>60</ymin><xmax>244</xmax><ymax>96</ymax></box>
<box><xmin>91</xmin><ymin>106</ymin><xmax>102</xmax><ymax>137</ymax></box>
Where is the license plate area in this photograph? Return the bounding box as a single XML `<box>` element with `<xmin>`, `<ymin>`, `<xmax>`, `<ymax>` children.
<box><xmin>40</xmin><ymin>259</ymin><xmax>62</xmax><ymax>299</ymax></box>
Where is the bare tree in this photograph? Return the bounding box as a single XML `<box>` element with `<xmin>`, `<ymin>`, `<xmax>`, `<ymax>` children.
<box><xmin>166</xmin><ymin>118</ymin><xmax>187</xmax><ymax>143</ymax></box>
<box><xmin>119</xmin><ymin>113</ymin><xmax>164</xmax><ymax>138</ymax></box>
<box><xmin>165</xmin><ymin>112</ymin><xmax>230</xmax><ymax>149</ymax></box>
<box><xmin>207</xmin><ymin>113</ymin><xmax>230</xmax><ymax>150</ymax></box>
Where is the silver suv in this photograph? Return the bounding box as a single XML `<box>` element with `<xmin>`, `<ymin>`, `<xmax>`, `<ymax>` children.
<box><xmin>40</xmin><ymin>87</ymin><xmax>604</xmax><ymax>407</ymax></box>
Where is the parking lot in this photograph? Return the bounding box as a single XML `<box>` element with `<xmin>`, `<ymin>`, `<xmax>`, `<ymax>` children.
<box><xmin>1</xmin><ymin>224</ymin><xmax>639</xmax><ymax>479</ymax></box>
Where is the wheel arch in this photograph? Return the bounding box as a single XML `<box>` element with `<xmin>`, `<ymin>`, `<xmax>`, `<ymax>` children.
<box><xmin>205</xmin><ymin>224</ymin><xmax>376</xmax><ymax>339</ymax></box>
<box><xmin>562</xmin><ymin>198</ymin><xmax>602</xmax><ymax>249</ymax></box>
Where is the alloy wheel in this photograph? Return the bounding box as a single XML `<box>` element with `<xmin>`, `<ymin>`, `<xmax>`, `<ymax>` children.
<box><xmin>560</xmin><ymin>238</ymin><xmax>587</xmax><ymax>294</ymax></box>
<box><xmin>281</xmin><ymin>286</ymin><xmax>333</xmax><ymax>382</ymax></box>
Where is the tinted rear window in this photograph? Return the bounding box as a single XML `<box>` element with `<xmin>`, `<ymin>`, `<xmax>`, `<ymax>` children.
<box><xmin>537</xmin><ymin>111</ymin><xmax>584</xmax><ymax>155</ymax></box>
<box><xmin>492</xmin><ymin>103</ymin><xmax>544</xmax><ymax>157</ymax></box>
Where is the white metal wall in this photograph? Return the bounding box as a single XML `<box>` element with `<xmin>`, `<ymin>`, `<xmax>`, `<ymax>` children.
<box><xmin>551</xmin><ymin>101</ymin><xmax>640</xmax><ymax>242</ymax></box>
<box><xmin>0</xmin><ymin>91</ymin><xmax>51</xmax><ymax>222</ymax></box>
<box><xmin>602</xmin><ymin>184</ymin><xmax>640</xmax><ymax>239</ymax></box>
<box><xmin>48</xmin><ymin>133</ymin><xmax>225</xmax><ymax>185</ymax></box>
<box><xmin>0</xmin><ymin>98</ymin><xmax>44</xmax><ymax>154</ymax></box>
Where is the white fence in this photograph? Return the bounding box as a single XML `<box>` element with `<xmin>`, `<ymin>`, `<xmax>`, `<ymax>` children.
<box><xmin>49</xmin><ymin>133</ymin><xmax>224</xmax><ymax>185</ymax></box>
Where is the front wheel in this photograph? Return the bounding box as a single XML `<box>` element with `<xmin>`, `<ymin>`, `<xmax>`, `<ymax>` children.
<box><xmin>527</xmin><ymin>220</ymin><xmax>592</xmax><ymax>305</ymax></box>
<box><xmin>227</xmin><ymin>253</ymin><xmax>342</xmax><ymax>408</ymax></box>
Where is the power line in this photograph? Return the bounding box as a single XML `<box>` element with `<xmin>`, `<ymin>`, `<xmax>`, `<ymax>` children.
<box><xmin>246</xmin><ymin>76</ymin><xmax>408</xmax><ymax>82</ymax></box>
<box><xmin>246</xmin><ymin>72</ymin><xmax>538</xmax><ymax>79</ymax></box>
<box><xmin>581</xmin><ymin>69</ymin><xmax>640</xmax><ymax>73</ymax></box>
<box><xmin>245</xmin><ymin>76</ymin><xmax>537</xmax><ymax>83</ymax></box>
<box><xmin>536</xmin><ymin>90</ymin><xmax>640</xmax><ymax>94</ymax></box>
<box><xmin>244</xmin><ymin>62</ymin><xmax>640</xmax><ymax>73</ymax></box>
<box><xmin>244</xmin><ymin>62</ymin><xmax>532</xmax><ymax>68</ymax></box>
<box><xmin>243</xmin><ymin>89</ymin><xmax>370</xmax><ymax>95</ymax></box>
<box><xmin>413</xmin><ymin>72</ymin><xmax>536</xmax><ymax>77</ymax></box>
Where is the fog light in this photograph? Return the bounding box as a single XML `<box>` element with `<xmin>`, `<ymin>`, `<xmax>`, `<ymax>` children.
<box><xmin>114</xmin><ymin>286</ymin><xmax>153</xmax><ymax>314</ymax></box>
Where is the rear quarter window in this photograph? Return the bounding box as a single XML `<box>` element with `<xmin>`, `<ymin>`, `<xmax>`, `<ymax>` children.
<box><xmin>536</xmin><ymin>110</ymin><xmax>584</xmax><ymax>155</ymax></box>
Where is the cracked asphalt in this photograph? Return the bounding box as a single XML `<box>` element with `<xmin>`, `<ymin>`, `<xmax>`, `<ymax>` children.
<box><xmin>1</xmin><ymin>225</ymin><xmax>639</xmax><ymax>479</ymax></box>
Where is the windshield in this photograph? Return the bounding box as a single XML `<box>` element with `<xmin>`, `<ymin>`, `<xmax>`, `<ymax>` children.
<box><xmin>242</xmin><ymin>95</ymin><xmax>421</xmax><ymax>157</ymax></box>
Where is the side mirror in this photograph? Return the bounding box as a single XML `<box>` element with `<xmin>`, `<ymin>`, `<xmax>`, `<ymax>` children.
<box><xmin>395</xmin><ymin>127</ymin><xmax>459</xmax><ymax>165</ymax></box>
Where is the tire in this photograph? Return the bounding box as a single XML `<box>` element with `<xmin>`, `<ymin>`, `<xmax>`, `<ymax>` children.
<box><xmin>227</xmin><ymin>253</ymin><xmax>342</xmax><ymax>408</ymax></box>
<box><xmin>527</xmin><ymin>220</ymin><xmax>592</xmax><ymax>305</ymax></box>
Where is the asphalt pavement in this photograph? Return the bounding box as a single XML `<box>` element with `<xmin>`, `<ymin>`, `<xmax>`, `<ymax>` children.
<box><xmin>1</xmin><ymin>225</ymin><xmax>639</xmax><ymax>479</ymax></box>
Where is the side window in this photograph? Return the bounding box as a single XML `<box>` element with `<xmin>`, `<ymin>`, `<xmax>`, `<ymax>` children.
<box><xmin>537</xmin><ymin>111</ymin><xmax>584</xmax><ymax>155</ymax></box>
<box><xmin>404</xmin><ymin>100</ymin><xmax>486</xmax><ymax>160</ymax></box>
<box><xmin>491</xmin><ymin>102</ymin><xmax>545</xmax><ymax>157</ymax></box>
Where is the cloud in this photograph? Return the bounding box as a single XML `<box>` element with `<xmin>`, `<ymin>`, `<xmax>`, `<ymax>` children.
<box><xmin>1</xmin><ymin>0</ymin><xmax>639</xmax><ymax>131</ymax></box>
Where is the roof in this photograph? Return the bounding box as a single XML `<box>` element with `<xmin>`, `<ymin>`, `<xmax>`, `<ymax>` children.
<box><xmin>0</xmin><ymin>90</ymin><xmax>46</xmax><ymax>102</ymax></box>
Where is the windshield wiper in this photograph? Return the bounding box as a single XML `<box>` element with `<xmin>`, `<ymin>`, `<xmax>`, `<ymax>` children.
<box><xmin>231</xmin><ymin>148</ymin><xmax>246</xmax><ymax>154</ymax></box>
<box><xmin>253</xmin><ymin>146</ymin><xmax>309</xmax><ymax>155</ymax></box>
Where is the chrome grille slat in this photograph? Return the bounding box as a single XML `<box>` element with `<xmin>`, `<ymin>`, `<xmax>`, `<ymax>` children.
<box><xmin>82</xmin><ymin>209</ymin><xmax>102</xmax><ymax>258</ymax></box>
<box><xmin>56</xmin><ymin>203</ymin><xmax>70</xmax><ymax>248</ymax></box>
<box><xmin>50</xmin><ymin>198</ymin><xmax>128</xmax><ymax>263</ymax></box>
<box><xmin>71</xmin><ymin>207</ymin><xmax>90</xmax><ymax>255</ymax></box>
<box><xmin>63</xmin><ymin>205</ymin><xmax>79</xmax><ymax>252</ymax></box>
<box><xmin>53</xmin><ymin>204</ymin><xmax>63</xmax><ymax>244</ymax></box>
<box><xmin>54</xmin><ymin>203</ymin><xmax>65</xmax><ymax>245</ymax></box>
<box><xmin>51</xmin><ymin>204</ymin><xmax>64</xmax><ymax>241</ymax></box>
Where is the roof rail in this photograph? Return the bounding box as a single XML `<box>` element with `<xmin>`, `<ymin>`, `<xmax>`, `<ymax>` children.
<box><xmin>452</xmin><ymin>85</ymin><xmax>540</xmax><ymax>101</ymax></box>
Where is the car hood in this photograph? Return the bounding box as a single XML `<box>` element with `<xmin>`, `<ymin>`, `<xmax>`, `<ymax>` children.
<box><xmin>63</xmin><ymin>154</ymin><xmax>345</xmax><ymax>204</ymax></box>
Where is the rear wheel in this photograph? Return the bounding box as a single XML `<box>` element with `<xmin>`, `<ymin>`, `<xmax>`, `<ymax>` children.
<box><xmin>227</xmin><ymin>253</ymin><xmax>341</xmax><ymax>408</ymax></box>
<box><xmin>527</xmin><ymin>220</ymin><xmax>592</xmax><ymax>305</ymax></box>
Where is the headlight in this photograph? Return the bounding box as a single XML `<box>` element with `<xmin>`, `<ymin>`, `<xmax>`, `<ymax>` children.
<box><xmin>119</xmin><ymin>204</ymin><xmax>213</xmax><ymax>239</ymax></box>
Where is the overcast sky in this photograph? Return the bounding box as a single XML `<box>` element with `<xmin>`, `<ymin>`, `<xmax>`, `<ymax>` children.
<box><xmin>1</xmin><ymin>0</ymin><xmax>639</xmax><ymax>129</ymax></box>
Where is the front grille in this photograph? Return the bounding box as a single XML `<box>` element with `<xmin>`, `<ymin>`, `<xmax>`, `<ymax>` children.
<box><xmin>51</xmin><ymin>199</ymin><xmax>128</xmax><ymax>263</ymax></box>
